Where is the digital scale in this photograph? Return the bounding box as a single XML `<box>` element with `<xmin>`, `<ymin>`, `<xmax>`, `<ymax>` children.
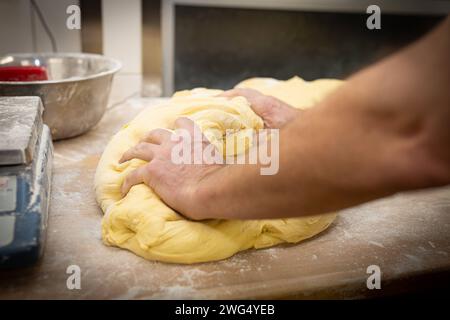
<box><xmin>0</xmin><ymin>96</ymin><xmax>53</xmax><ymax>268</ymax></box>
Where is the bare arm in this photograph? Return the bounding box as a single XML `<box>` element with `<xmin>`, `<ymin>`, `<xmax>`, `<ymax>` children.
<box><xmin>121</xmin><ymin>17</ymin><xmax>450</xmax><ymax>220</ymax></box>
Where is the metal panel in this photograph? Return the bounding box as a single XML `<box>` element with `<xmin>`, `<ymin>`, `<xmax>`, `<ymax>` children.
<box><xmin>142</xmin><ymin>0</ymin><xmax>162</xmax><ymax>97</ymax></box>
<box><xmin>161</xmin><ymin>0</ymin><xmax>450</xmax><ymax>95</ymax></box>
<box><xmin>80</xmin><ymin>0</ymin><xmax>103</xmax><ymax>54</ymax></box>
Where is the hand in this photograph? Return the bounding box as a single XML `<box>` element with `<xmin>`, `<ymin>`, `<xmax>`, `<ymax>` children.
<box><xmin>219</xmin><ymin>88</ymin><xmax>299</xmax><ymax>128</ymax></box>
<box><xmin>119</xmin><ymin>117</ymin><xmax>223</xmax><ymax>220</ymax></box>
<box><xmin>119</xmin><ymin>89</ymin><xmax>298</xmax><ymax>219</ymax></box>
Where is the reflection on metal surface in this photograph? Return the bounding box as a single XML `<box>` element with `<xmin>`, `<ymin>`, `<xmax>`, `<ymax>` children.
<box><xmin>0</xmin><ymin>53</ymin><xmax>121</xmax><ymax>140</ymax></box>
<box><xmin>0</xmin><ymin>56</ymin><xmax>14</xmax><ymax>65</ymax></box>
<box><xmin>142</xmin><ymin>0</ymin><xmax>162</xmax><ymax>97</ymax></box>
<box><xmin>80</xmin><ymin>0</ymin><xmax>103</xmax><ymax>54</ymax></box>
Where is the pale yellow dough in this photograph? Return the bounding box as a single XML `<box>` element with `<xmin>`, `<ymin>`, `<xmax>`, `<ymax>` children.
<box><xmin>94</xmin><ymin>76</ymin><xmax>342</xmax><ymax>264</ymax></box>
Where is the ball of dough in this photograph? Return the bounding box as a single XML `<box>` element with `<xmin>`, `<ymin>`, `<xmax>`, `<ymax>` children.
<box><xmin>94</xmin><ymin>77</ymin><xmax>342</xmax><ymax>264</ymax></box>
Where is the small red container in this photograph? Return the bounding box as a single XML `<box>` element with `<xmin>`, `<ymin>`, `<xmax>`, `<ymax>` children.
<box><xmin>0</xmin><ymin>66</ymin><xmax>48</xmax><ymax>81</ymax></box>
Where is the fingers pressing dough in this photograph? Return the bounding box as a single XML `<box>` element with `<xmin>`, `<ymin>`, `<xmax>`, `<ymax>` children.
<box><xmin>94</xmin><ymin>76</ymin><xmax>342</xmax><ymax>264</ymax></box>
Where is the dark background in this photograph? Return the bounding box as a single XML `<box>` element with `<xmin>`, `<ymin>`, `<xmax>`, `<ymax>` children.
<box><xmin>175</xmin><ymin>6</ymin><xmax>443</xmax><ymax>91</ymax></box>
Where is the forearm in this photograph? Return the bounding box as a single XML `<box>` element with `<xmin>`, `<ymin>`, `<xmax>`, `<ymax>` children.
<box><xmin>195</xmin><ymin>17</ymin><xmax>450</xmax><ymax>220</ymax></box>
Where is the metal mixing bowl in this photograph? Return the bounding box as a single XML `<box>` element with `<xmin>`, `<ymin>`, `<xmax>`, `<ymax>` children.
<box><xmin>0</xmin><ymin>53</ymin><xmax>121</xmax><ymax>140</ymax></box>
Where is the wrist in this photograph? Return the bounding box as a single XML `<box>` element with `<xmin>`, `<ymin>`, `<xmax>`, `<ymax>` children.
<box><xmin>266</xmin><ymin>96</ymin><xmax>300</xmax><ymax>128</ymax></box>
<box><xmin>189</xmin><ymin>165</ymin><xmax>226</xmax><ymax>220</ymax></box>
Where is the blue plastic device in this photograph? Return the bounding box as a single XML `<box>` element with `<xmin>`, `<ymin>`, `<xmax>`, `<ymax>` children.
<box><xmin>0</xmin><ymin>97</ymin><xmax>53</xmax><ymax>268</ymax></box>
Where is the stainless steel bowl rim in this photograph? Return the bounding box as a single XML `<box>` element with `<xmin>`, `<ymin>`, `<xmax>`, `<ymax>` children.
<box><xmin>0</xmin><ymin>52</ymin><xmax>122</xmax><ymax>85</ymax></box>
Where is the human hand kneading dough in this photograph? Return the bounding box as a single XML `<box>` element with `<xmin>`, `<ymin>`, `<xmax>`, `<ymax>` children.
<box><xmin>121</xmin><ymin>17</ymin><xmax>450</xmax><ymax>221</ymax></box>
<box><xmin>119</xmin><ymin>88</ymin><xmax>295</xmax><ymax>219</ymax></box>
<box><xmin>219</xmin><ymin>88</ymin><xmax>300</xmax><ymax>128</ymax></box>
<box><xmin>120</xmin><ymin>117</ymin><xmax>224</xmax><ymax>220</ymax></box>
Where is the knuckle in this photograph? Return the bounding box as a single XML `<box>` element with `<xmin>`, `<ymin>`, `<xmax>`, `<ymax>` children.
<box><xmin>145</xmin><ymin>162</ymin><xmax>158</xmax><ymax>175</ymax></box>
<box><xmin>136</xmin><ymin>142</ymin><xmax>149</xmax><ymax>152</ymax></box>
<box><xmin>146</xmin><ymin>131</ymin><xmax>157</xmax><ymax>140</ymax></box>
<box><xmin>123</xmin><ymin>174</ymin><xmax>131</xmax><ymax>186</ymax></box>
<box><xmin>142</xmin><ymin>132</ymin><xmax>152</xmax><ymax>141</ymax></box>
<box><xmin>147</xmin><ymin>129</ymin><xmax>159</xmax><ymax>138</ymax></box>
<box><xmin>143</xmin><ymin>164</ymin><xmax>158</xmax><ymax>185</ymax></box>
<box><xmin>153</xmin><ymin>128</ymin><xmax>165</xmax><ymax>135</ymax></box>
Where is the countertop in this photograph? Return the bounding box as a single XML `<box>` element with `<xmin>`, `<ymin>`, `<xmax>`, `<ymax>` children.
<box><xmin>0</xmin><ymin>75</ymin><xmax>449</xmax><ymax>299</ymax></box>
